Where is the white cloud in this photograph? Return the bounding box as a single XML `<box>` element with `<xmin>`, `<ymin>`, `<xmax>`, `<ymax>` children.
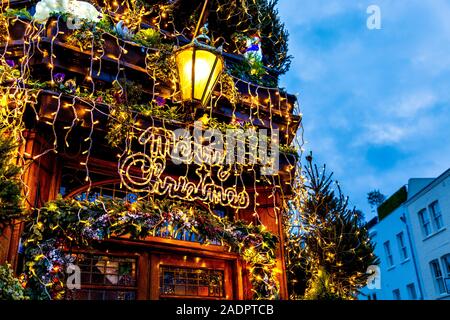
<box><xmin>390</xmin><ymin>91</ymin><xmax>436</xmax><ymax>118</ymax></box>
<box><xmin>363</xmin><ymin>123</ymin><xmax>407</xmax><ymax>145</ymax></box>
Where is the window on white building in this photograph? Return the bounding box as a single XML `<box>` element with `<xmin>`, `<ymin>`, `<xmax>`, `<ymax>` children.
<box><xmin>392</xmin><ymin>289</ymin><xmax>401</xmax><ymax>300</ymax></box>
<box><xmin>367</xmin><ymin>293</ymin><xmax>377</xmax><ymax>300</ymax></box>
<box><xmin>418</xmin><ymin>209</ymin><xmax>432</xmax><ymax>237</ymax></box>
<box><xmin>430</xmin><ymin>259</ymin><xmax>446</xmax><ymax>294</ymax></box>
<box><xmin>384</xmin><ymin>241</ymin><xmax>394</xmax><ymax>267</ymax></box>
<box><xmin>441</xmin><ymin>254</ymin><xmax>450</xmax><ymax>294</ymax></box>
<box><xmin>429</xmin><ymin>201</ymin><xmax>444</xmax><ymax>231</ymax></box>
<box><xmin>442</xmin><ymin>254</ymin><xmax>450</xmax><ymax>277</ymax></box>
<box><xmin>396</xmin><ymin>232</ymin><xmax>408</xmax><ymax>261</ymax></box>
<box><xmin>406</xmin><ymin>283</ymin><xmax>417</xmax><ymax>300</ymax></box>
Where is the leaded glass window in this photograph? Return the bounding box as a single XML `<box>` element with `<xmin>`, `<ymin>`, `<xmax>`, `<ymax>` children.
<box><xmin>160</xmin><ymin>266</ymin><xmax>224</xmax><ymax>298</ymax></box>
<box><xmin>65</xmin><ymin>253</ymin><xmax>137</xmax><ymax>300</ymax></box>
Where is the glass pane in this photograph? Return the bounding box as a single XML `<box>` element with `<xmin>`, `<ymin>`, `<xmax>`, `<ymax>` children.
<box><xmin>65</xmin><ymin>253</ymin><xmax>138</xmax><ymax>300</ymax></box>
<box><xmin>176</xmin><ymin>48</ymin><xmax>194</xmax><ymax>101</ymax></box>
<box><xmin>193</xmin><ymin>49</ymin><xmax>222</xmax><ymax>104</ymax></box>
<box><xmin>160</xmin><ymin>266</ymin><xmax>224</xmax><ymax>298</ymax></box>
<box><xmin>442</xmin><ymin>255</ymin><xmax>450</xmax><ymax>276</ymax></box>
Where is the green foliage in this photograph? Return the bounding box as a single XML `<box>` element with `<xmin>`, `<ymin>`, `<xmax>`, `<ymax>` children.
<box><xmin>106</xmin><ymin>104</ymin><xmax>135</xmax><ymax>148</ymax></box>
<box><xmin>0</xmin><ymin>127</ymin><xmax>23</xmax><ymax>232</ymax></box>
<box><xmin>66</xmin><ymin>19</ymin><xmax>107</xmax><ymax>51</ymax></box>
<box><xmin>134</xmin><ymin>102</ymin><xmax>183</xmax><ymax>121</ymax></box>
<box><xmin>97</xmin><ymin>15</ymin><xmax>113</xmax><ymax>31</ymax></box>
<box><xmin>207</xmin><ymin>116</ymin><xmax>254</xmax><ymax>132</ymax></box>
<box><xmin>49</xmin><ymin>12</ymin><xmax>70</xmax><ymax>22</ymax></box>
<box><xmin>377</xmin><ymin>186</ymin><xmax>407</xmax><ymax>221</ymax></box>
<box><xmin>3</xmin><ymin>8</ymin><xmax>33</xmax><ymax>20</ymax></box>
<box><xmin>104</xmin><ymin>79</ymin><xmax>184</xmax><ymax>147</ymax></box>
<box><xmin>21</xmin><ymin>196</ymin><xmax>279</xmax><ymax>299</ymax></box>
<box><xmin>218</xmin><ymin>72</ymin><xmax>240</xmax><ymax>105</ymax></box>
<box><xmin>145</xmin><ymin>44</ymin><xmax>177</xmax><ymax>85</ymax></box>
<box><xmin>0</xmin><ymin>15</ymin><xmax>6</xmax><ymax>44</ymax></box>
<box><xmin>367</xmin><ymin>190</ymin><xmax>386</xmax><ymax>208</ymax></box>
<box><xmin>2</xmin><ymin>2</ymin><xmax>283</xmax><ymax>87</ymax></box>
<box><xmin>280</xmin><ymin>144</ymin><xmax>299</xmax><ymax>159</ymax></box>
<box><xmin>0</xmin><ymin>263</ymin><xmax>27</xmax><ymax>300</ymax></box>
<box><xmin>170</xmin><ymin>0</ymin><xmax>291</xmax><ymax>78</ymax></box>
<box><xmin>229</xmin><ymin>56</ymin><xmax>277</xmax><ymax>88</ymax></box>
<box><xmin>286</xmin><ymin>156</ymin><xmax>378</xmax><ymax>300</ymax></box>
<box><xmin>133</xmin><ymin>28</ymin><xmax>161</xmax><ymax>47</ymax></box>
<box><xmin>257</xmin><ymin>0</ymin><xmax>291</xmax><ymax>74</ymax></box>
<box><xmin>0</xmin><ymin>58</ymin><xmax>20</xmax><ymax>83</ymax></box>
<box><xmin>303</xmin><ymin>267</ymin><xmax>341</xmax><ymax>300</ymax></box>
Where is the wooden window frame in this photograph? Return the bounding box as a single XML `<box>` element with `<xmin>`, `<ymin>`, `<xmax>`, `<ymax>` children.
<box><xmin>64</xmin><ymin>249</ymin><xmax>142</xmax><ymax>300</ymax></box>
<box><xmin>159</xmin><ymin>265</ymin><xmax>225</xmax><ymax>299</ymax></box>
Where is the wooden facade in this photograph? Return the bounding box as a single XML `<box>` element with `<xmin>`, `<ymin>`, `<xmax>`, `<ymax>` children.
<box><xmin>0</xmin><ymin>0</ymin><xmax>300</xmax><ymax>300</ymax></box>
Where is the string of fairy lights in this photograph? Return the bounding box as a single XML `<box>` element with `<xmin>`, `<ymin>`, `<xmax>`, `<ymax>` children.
<box><xmin>0</xmin><ymin>0</ymin><xmax>306</xmax><ymax>300</ymax></box>
<box><xmin>0</xmin><ymin>12</ymin><xmax>301</xmax><ymax>209</ymax></box>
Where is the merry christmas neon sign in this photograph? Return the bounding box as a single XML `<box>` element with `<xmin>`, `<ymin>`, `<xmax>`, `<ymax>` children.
<box><xmin>118</xmin><ymin>122</ymin><xmax>280</xmax><ymax>209</ymax></box>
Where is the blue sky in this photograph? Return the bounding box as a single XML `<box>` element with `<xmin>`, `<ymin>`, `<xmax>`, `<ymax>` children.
<box><xmin>278</xmin><ymin>0</ymin><xmax>450</xmax><ymax>220</ymax></box>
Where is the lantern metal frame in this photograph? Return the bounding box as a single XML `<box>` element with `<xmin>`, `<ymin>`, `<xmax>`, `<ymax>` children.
<box><xmin>174</xmin><ymin>35</ymin><xmax>224</xmax><ymax>106</ymax></box>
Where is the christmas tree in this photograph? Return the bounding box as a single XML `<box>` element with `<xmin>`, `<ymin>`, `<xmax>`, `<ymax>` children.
<box><xmin>286</xmin><ymin>154</ymin><xmax>378</xmax><ymax>299</ymax></box>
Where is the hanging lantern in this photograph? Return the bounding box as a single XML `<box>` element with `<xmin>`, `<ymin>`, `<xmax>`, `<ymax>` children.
<box><xmin>175</xmin><ymin>35</ymin><xmax>224</xmax><ymax>106</ymax></box>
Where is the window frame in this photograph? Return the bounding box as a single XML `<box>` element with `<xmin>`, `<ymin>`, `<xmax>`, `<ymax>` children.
<box><xmin>392</xmin><ymin>289</ymin><xmax>401</xmax><ymax>300</ymax></box>
<box><xmin>64</xmin><ymin>251</ymin><xmax>139</xmax><ymax>301</ymax></box>
<box><xmin>396</xmin><ymin>232</ymin><xmax>408</xmax><ymax>261</ymax></box>
<box><xmin>159</xmin><ymin>265</ymin><xmax>225</xmax><ymax>298</ymax></box>
<box><xmin>418</xmin><ymin>208</ymin><xmax>432</xmax><ymax>237</ymax></box>
<box><xmin>430</xmin><ymin>259</ymin><xmax>446</xmax><ymax>295</ymax></box>
<box><xmin>429</xmin><ymin>201</ymin><xmax>444</xmax><ymax>231</ymax></box>
<box><xmin>406</xmin><ymin>283</ymin><xmax>417</xmax><ymax>300</ymax></box>
<box><xmin>441</xmin><ymin>254</ymin><xmax>450</xmax><ymax>293</ymax></box>
<box><xmin>441</xmin><ymin>254</ymin><xmax>450</xmax><ymax>277</ymax></box>
<box><xmin>383</xmin><ymin>240</ymin><xmax>394</xmax><ymax>267</ymax></box>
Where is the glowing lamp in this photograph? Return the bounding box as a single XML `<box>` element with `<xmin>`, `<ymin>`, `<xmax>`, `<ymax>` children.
<box><xmin>175</xmin><ymin>39</ymin><xmax>224</xmax><ymax>106</ymax></box>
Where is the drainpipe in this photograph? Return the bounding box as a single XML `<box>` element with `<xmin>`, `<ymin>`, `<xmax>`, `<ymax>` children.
<box><xmin>400</xmin><ymin>212</ymin><xmax>424</xmax><ymax>299</ymax></box>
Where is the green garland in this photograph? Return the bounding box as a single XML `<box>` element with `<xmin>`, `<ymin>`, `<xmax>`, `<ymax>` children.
<box><xmin>1</xmin><ymin>3</ymin><xmax>286</xmax><ymax>87</ymax></box>
<box><xmin>0</xmin><ymin>263</ymin><xmax>27</xmax><ymax>300</ymax></box>
<box><xmin>0</xmin><ymin>125</ymin><xmax>24</xmax><ymax>232</ymax></box>
<box><xmin>21</xmin><ymin>196</ymin><xmax>280</xmax><ymax>300</ymax></box>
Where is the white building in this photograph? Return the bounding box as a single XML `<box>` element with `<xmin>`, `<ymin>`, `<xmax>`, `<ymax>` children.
<box><xmin>404</xmin><ymin>170</ymin><xmax>450</xmax><ymax>300</ymax></box>
<box><xmin>360</xmin><ymin>188</ymin><xmax>423</xmax><ymax>300</ymax></box>
<box><xmin>360</xmin><ymin>168</ymin><xmax>450</xmax><ymax>300</ymax></box>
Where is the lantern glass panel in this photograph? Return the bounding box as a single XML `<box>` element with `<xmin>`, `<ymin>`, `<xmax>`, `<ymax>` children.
<box><xmin>176</xmin><ymin>47</ymin><xmax>194</xmax><ymax>102</ymax></box>
<box><xmin>176</xmin><ymin>47</ymin><xmax>223</xmax><ymax>105</ymax></box>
